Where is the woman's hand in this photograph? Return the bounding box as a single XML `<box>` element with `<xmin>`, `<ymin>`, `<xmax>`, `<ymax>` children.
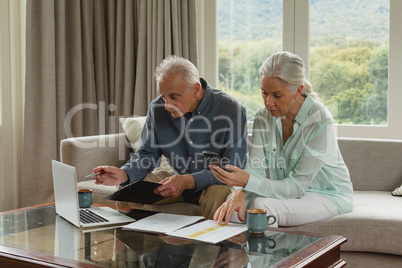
<box><xmin>92</xmin><ymin>166</ymin><xmax>129</xmax><ymax>186</ymax></box>
<box><xmin>209</xmin><ymin>164</ymin><xmax>250</xmax><ymax>187</ymax></box>
<box><xmin>214</xmin><ymin>189</ymin><xmax>246</xmax><ymax>225</ymax></box>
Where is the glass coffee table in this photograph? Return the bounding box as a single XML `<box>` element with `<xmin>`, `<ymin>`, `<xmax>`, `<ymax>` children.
<box><xmin>0</xmin><ymin>203</ymin><xmax>346</xmax><ymax>267</ymax></box>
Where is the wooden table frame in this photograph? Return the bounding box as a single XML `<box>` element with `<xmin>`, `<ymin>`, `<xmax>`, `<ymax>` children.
<box><xmin>0</xmin><ymin>203</ymin><xmax>346</xmax><ymax>268</ymax></box>
<box><xmin>271</xmin><ymin>227</ymin><xmax>346</xmax><ymax>268</ymax></box>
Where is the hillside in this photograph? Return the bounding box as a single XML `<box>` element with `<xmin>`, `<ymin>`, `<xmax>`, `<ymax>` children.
<box><xmin>218</xmin><ymin>0</ymin><xmax>389</xmax><ymax>42</ymax></box>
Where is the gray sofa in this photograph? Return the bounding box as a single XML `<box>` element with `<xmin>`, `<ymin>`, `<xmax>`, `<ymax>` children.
<box><xmin>60</xmin><ymin>118</ymin><xmax>402</xmax><ymax>267</ymax></box>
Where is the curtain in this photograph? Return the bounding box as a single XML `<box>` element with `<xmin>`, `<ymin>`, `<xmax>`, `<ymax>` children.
<box><xmin>21</xmin><ymin>0</ymin><xmax>198</xmax><ymax>207</ymax></box>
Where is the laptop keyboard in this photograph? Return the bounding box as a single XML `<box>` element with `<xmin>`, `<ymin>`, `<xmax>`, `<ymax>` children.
<box><xmin>79</xmin><ymin>209</ymin><xmax>110</xmax><ymax>224</ymax></box>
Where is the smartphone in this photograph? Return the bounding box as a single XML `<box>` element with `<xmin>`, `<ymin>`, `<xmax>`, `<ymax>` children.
<box><xmin>202</xmin><ymin>150</ymin><xmax>229</xmax><ymax>171</ymax></box>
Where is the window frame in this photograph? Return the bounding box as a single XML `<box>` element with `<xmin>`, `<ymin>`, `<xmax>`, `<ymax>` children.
<box><xmin>197</xmin><ymin>0</ymin><xmax>402</xmax><ymax>140</ymax></box>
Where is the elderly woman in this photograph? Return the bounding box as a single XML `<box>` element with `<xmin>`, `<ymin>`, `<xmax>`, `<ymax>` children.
<box><xmin>211</xmin><ymin>51</ymin><xmax>354</xmax><ymax>227</ymax></box>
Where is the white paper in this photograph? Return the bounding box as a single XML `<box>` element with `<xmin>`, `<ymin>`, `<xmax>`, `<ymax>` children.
<box><xmin>122</xmin><ymin>213</ymin><xmax>204</xmax><ymax>233</ymax></box>
<box><xmin>166</xmin><ymin>220</ymin><xmax>248</xmax><ymax>244</ymax></box>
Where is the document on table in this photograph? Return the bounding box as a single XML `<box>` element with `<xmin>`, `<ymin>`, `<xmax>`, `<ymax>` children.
<box><xmin>167</xmin><ymin>220</ymin><xmax>248</xmax><ymax>244</ymax></box>
<box><xmin>122</xmin><ymin>213</ymin><xmax>204</xmax><ymax>233</ymax></box>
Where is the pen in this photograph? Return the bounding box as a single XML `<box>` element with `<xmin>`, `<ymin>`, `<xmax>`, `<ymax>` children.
<box><xmin>84</xmin><ymin>170</ymin><xmax>106</xmax><ymax>179</ymax></box>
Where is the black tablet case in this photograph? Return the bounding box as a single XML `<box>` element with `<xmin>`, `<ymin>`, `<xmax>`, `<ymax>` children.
<box><xmin>104</xmin><ymin>180</ymin><xmax>164</xmax><ymax>204</ymax></box>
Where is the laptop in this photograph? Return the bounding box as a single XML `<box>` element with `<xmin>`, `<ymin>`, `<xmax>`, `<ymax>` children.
<box><xmin>51</xmin><ymin>160</ymin><xmax>135</xmax><ymax>228</ymax></box>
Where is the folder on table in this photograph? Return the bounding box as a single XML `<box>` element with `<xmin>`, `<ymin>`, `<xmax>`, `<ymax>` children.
<box><xmin>105</xmin><ymin>180</ymin><xmax>165</xmax><ymax>204</ymax></box>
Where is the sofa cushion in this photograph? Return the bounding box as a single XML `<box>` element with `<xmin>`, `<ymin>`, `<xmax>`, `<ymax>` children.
<box><xmin>61</xmin><ymin>133</ymin><xmax>129</xmax><ymax>182</ymax></box>
<box><xmin>338</xmin><ymin>138</ymin><xmax>402</xmax><ymax>191</ymax></box>
<box><xmin>286</xmin><ymin>191</ymin><xmax>402</xmax><ymax>256</ymax></box>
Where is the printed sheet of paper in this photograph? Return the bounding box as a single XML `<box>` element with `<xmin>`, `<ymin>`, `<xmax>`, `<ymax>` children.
<box><xmin>122</xmin><ymin>213</ymin><xmax>204</xmax><ymax>233</ymax></box>
<box><xmin>166</xmin><ymin>219</ymin><xmax>248</xmax><ymax>244</ymax></box>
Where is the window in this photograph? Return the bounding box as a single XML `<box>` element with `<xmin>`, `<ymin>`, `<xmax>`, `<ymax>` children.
<box><xmin>217</xmin><ymin>0</ymin><xmax>283</xmax><ymax>120</ymax></box>
<box><xmin>310</xmin><ymin>0</ymin><xmax>389</xmax><ymax>125</ymax></box>
<box><xmin>199</xmin><ymin>0</ymin><xmax>402</xmax><ymax>139</ymax></box>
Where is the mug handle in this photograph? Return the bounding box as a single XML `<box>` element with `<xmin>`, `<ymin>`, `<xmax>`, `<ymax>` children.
<box><xmin>267</xmin><ymin>215</ymin><xmax>276</xmax><ymax>225</ymax></box>
<box><xmin>267</xmin><ymin>238</ymin><xmax>276</xmax><ymax>249</ymax></box>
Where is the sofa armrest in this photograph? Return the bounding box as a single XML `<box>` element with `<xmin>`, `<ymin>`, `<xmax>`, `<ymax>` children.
<box><xmin>60</xmin><ymin>133</ymin><xmax>130</xmax><ymax>182</ymax></box>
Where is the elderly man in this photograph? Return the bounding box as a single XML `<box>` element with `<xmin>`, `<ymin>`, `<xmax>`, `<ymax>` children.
<box><xmin>93</xmin><ymin>55</ymin><xmax>247</xmax><ymax>219</ymax></box>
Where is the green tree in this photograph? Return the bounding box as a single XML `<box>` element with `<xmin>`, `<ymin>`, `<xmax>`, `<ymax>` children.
<box><xmin>362</xmin><ymin>44</ymin><xmax>388</xmax><ymax>124</ymax></box>
<box><xmin>327</xmin><ymin>86</ymin><xmax>371</xmax><ymax>124</ymax></box>
<box><xmin>218</xmin><ymin>38</ymin><xmax>280</xmax><ymax>119</ymax></box>
<box><xmin>311</xmin><ymin>45</ymin><xmax>375</xmax><ymax>124</ymax></box>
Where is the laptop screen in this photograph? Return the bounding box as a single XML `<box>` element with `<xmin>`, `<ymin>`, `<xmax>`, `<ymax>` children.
<box><xmin>52</xmin><ymin>160</ymin><xmax>81</xmax><ymax>227</ymax></box>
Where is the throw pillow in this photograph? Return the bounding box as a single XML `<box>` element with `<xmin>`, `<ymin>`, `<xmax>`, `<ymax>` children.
<box><xmin>119</xmin><ymin>116</ymin><xmax>147</xmax><ymax>149</ymax></box>
<box><xmin>392</xmin><ymin>184</ymin><xmax>402</xmax><ymax>196</ymax></box>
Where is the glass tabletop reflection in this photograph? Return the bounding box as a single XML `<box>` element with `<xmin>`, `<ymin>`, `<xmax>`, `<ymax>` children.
<box><xmin>0</xmin><ymin>205</ymin><xmax>321</xmax><ymax>267</ymax></box>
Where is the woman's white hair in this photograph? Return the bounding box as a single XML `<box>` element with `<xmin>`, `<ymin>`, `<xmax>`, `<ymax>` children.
<box><xmin>259</xmin><ymin>51</ymin><xmax>319</xmax><ymax>100</ymax></box>
<box><xmin>155</xmin><ymin>55</ymin><xmax>199</xmax><ymax>89</ymax></box>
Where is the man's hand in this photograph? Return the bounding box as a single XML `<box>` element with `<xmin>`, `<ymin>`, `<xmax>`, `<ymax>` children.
<box><xmin>92</xmin><ymin>166</ymin><xmax>129</xmax><ymax>186</ymax></box>
<box><xmin>213</xmin><ymin>189</ymin><xmax>246</xmax><ymax>225</ymax></box>
<box><xmin>154</xmin><ymin>174</ymin><xmax>196</xmax><ymax>198</ymax></box>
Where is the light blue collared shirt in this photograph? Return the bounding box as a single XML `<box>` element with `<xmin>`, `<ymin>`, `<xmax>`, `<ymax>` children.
<box><xmin>242</xmin><ymin>95</ymin><xmax>354</xmax><ymax>214</ymax></box>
